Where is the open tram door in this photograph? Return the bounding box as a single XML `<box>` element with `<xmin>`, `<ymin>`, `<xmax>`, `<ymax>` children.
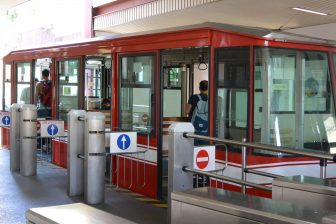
<box><xmin>159</xmin><ymin>48</ymin><xmax>209</xmax><ymax>200</ymax></box>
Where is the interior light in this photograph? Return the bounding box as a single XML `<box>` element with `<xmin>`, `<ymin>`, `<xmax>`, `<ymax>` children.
<box><xmin>292</xmin><ymin>7</ymin><xmax>328</xmax><ymax>16</ymax></box>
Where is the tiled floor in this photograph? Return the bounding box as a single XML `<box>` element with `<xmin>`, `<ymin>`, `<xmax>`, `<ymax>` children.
<box><xmin>0</xmin><ymin>149</ymin><xmax>167</xmax><ymax>224</ymax></box>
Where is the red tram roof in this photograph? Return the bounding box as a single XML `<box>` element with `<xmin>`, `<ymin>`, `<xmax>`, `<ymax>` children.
<box><xmin>3</xmin><ymin>23</ymin><xmax>336</xmax><ymax>62</ymax></box>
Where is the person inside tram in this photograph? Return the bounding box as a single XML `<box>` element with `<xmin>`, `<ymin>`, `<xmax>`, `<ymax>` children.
<box><xmin>34</xmin><ymin>69</ymin><xmax>52</xmax><ymax>118</ymax></box>
<box><xmin>101</xmin><ymin>98</ymin><xmax>111</xmax><ymax>110</ymax></box>
<box><xmin>20</xmin><ymin>78</ymin><xmax>39</xmax><ymax>104</ymax></box>
<box><xmin>185</xmin><ymin>80</ymin><xmax>208</xmax><ymax>145</ymax></box>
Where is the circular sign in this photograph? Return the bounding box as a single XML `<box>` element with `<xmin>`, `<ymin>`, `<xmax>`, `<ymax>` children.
<box><xmin>117</xmin><ymin>134</ymin><xmax>131</xmax><ymax>150</ymax></box>
<box><xmin>47</xmin><ymin>124</ymin><xmax>58</xmax><ymax>136</ymax></box>
<box><xmin>196</xmin><ymin>149</ymin><xmax>209</xmax><ymax>170</ymax></box>
<box><xmin>2</xmin><ymin>116</ymin><xmax>10</xmax><ymax>125</ymax></box>
<box><xmin>142</xmin><ymin>114</ymin><xmax>149</xmax><ymax>123</ymax></box>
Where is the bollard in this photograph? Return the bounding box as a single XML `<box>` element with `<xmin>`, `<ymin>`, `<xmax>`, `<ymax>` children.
<box><xmin>67</xmin><ymin>110</ymin><xmax>86</xmax><ymax>196</ymax></box>
<box><xmin>10</xmin><ymin>104</ymin><xmax>21</xmax><ymax>171</ymax></box>
<box><xmin>168</xmin><ymin>122</ymin><xmax>194</xmax><ymax>224</ymax></box>
<box><xmin>20</xmin><ymin>104</ymin><xmax>37</xmax><ymax>176</ymax></box>
<box><xmin>84</xmin><ymin>112</ymin><xmax>106</xmax><ymax>204</ymax></box>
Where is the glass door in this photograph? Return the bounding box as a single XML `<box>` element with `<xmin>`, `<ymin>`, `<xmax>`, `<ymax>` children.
<box><xmin>3</xmin><ymin>64</ymin><xmax>12</xmax><ymax>111</ymax></box>
<box><xmin>57</xmin><ymin>59</ymin><xmax>80</xmax><ymax>121</ymax></box>
<box><xmin>15</xmin><ymin>62</ymin><xmax>32</xmax><ymax>104</ymax></box>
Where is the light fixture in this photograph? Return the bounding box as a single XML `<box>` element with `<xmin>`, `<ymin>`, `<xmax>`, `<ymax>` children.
<box><xmin>292</xmin><ymin>7</ymin><xmax>328</xmax><ymax>16</ymax></box>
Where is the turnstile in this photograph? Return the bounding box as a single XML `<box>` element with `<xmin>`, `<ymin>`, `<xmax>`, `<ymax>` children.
<box><xmin>273</xmin><ymin>175</ymin><xmax>336</xmax><ymax>212</ymax></box>
<box><xmin>26</xmin><ymin>203</ymin><xmax>136</xmax><ymax>224</ymax></box>
<box><xmin>171</xmin><ymin>187</ymin><xmax>336</xmax><ymax>224</ymax></box>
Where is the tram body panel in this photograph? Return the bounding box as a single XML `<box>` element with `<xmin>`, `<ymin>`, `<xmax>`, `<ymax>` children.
<box><xmin>2</xmin><ymin>26</ymin><xmax>336</xmax><ymax>199</ymax></box>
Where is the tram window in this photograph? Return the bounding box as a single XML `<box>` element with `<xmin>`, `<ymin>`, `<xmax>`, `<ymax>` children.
<box><xmin>119</xmin><ymin>55</ymin><xmax>154</xmax><ymax>134</ymax></box>
<box><xmin>57</xmin><ymin>60</ymin><xmax>79</xmax><ymax>121</ymax></box>
<box><xmin>85</xmin><ymin>55</ymin><xmax>112</xmax><ymax>110</ymax></box>
<box><xmin>163</xmin><ymin>67</ymin><xmax>183</xmax><ymax>117</ymax></box>
<box><xmin>16</xmin><ymin>62</ymin><xmax>31</xmax><ymax>104</ymax></box>
<box><xmin>215</xmin><ymin>47</ymin><xmax>249</xmax><ymax>142</ymax></box>
<box><xmin>254</xmin><ymin>48</ymin><xmax>336</xmax><ymax>153</ymax></box>
<box><xmin>3</xmin><ymin>64</ymin><xmax>11</xmax><ymax>111</ymax></box>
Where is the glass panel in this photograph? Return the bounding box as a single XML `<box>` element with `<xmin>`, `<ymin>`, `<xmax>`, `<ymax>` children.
<box><xmin>254</xmin><ymin>48</ymin><xmax>297</xmax><ymax>148</ymax></box>
<box><xmin>16</xmin><ymin>62</ymin><xmax>31</xmax><ymax>104</ymax></box>
<box><xmin>303</xmin><ymin>52</ymin><xmax>335</xmax><ymax>152</ymax></box>
<box><xmin>254</xmin><ymin>48</ymin><xmax>336</xmax><ymax>153</ymax></box>
<box><xmin>3</xmin><ymin>64</ymin><xmax>11</xmax><ymax>111</ymax></box>
<box><xmin>85</xmin><ymin>55</ymin><xmax>112</xmax><ymax>110</ymax></box>
<box><xmin>58</xmin><ymin>59</ymin><xmax>79</xmax><ymax>121</ymax></box>
<box><xmin>5</xmin><ymin>64</ymin><xmax>11</xmax><ymax>81</ymax></box>
<box><xmin>216</xmin><ymin>47</ymin><xmax>249</xmax><ymax>143</ymax></box>
<box><xmin>4</xmin><ymin>82</ymin><xmax>11</xmax><ymax>111</ymax></box>
<box><xmin>120</xmin><ymin>55</ymin><xmax>154</xmax><ymax>133</ymax></box>
<box><xmin>163</xmin><ymin>66</ymin><xmax>183</xmax><ymax>117</ymax></box>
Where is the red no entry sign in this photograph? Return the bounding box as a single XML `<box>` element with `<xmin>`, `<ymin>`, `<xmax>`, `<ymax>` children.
<box><xmin>193</xmin><ymin>146</ymin><xmax>215</xmax><ymax>171</ymax></box>
<box><xmin>196</xmin><ymin>149</ymin><xmax>209</xmax><ymax>169</ymax></box>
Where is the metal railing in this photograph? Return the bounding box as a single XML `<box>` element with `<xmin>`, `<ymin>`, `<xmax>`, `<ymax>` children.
<box><xmin>182</xmin><ymin>132</ymin><xmax>336</xmax><ymax>193</ymax></box>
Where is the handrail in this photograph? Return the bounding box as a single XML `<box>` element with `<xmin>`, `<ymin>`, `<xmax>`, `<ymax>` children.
<box><xmin>183</xmin><ymin>133</ymin><xmax>336</xmax><ymax>162</ymax></box>
<box><xmin>183</xmin><ymin>166</ymin><xmax>272</xmax><ymax>192</ymax></box>
<box><xmin>244</xmin><ymin>169</ymin><xmax>284</xmax><ymax>179</ymax></box>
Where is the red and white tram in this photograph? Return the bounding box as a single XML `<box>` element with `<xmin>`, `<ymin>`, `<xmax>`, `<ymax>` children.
<box><xmin>2</xmin><ymin>24</ymin><xmax>336</xmax><ymax>199</ymax></box>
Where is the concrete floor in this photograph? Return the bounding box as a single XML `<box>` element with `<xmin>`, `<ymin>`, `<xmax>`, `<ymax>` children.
<box><xmin>0</xmin><ymin>148</ymin><xmax>167</xmax><ymax>224</ymax></box>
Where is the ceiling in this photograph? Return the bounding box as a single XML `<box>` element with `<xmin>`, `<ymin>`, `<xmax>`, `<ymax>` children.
<box><xmin>95</xmin><ymin>0</ymin><xmax>336</xmax><ymax>42</ymax></box>
<box><xmin>0</xmin><ymin>0</ymin><xmax>29</xmax><ymax>16</ymax></box>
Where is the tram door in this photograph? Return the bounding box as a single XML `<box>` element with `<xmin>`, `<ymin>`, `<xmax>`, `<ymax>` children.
<box><xmin>84</xmin><ymin>55</ymin><xmax>112</xmax><ymax>112</ymax></box>
<box><xmin>15</xmin><ymin>62</ymin><xmax>32</xmax><ymax>104</ymax></box>
<box><xmin>160</xmin><ymin>48</ymin><xmax>209</xmax><ymax>200</ymax></box>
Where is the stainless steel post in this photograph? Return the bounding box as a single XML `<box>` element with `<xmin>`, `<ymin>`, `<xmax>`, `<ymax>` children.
<box><xmin>67</xmin><ymin>110</ymin><xmax>86</xmax><ymax>196</ymax></box>
<box><xmin>10</xmin><ymin>104</ymin><xmax>21</xmax><ymax>171</ymax></box>
<box><xmin>84</xmin><ymin>112</ymin><xmax>106</xmax><ymax>205</ymax></box>
<box><xmin>20</xmin><ymin>104</ymin><xmax>37</xmax><ymax>176</ymax></box>
<box><xmin>168</xmin><ymin>122</ymin><xmax>194</xmax><ymax>224</ymax></box>
<box><xmin>320</xmin><ymin>159</ymin><xmax>327</xmax><ymax>179</ymax></box>
<box><xmin>241</xmin><ymin>138</ymin><xmax>247</xmax><ymax>194</ymax></box>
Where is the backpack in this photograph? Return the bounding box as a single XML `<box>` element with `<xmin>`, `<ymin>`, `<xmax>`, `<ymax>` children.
<box><xmin>191</xmin><ymin>94</ymin><xmax>208</xmax><ymax>133</ymax></box>
<box><xmin>40</xmin><ymin>80</ymin><xmax>52</xmax><ymax>106</ymax></box>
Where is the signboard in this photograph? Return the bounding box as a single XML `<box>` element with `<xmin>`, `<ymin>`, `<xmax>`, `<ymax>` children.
<box><xmin>110</xmin><ymin>132</ymin><xmax>137</xmax><ymax>153</ymax></box>
<box><xmin>0</xmin><ymin>112</ymin><xmax>10</xmax><ymax>127</ymax></box>
<box><xmin>40</xmin><ymin>120</ymin><xmax>64</xmax><ymax>137</ymax></box>
<box><xmin>193</xmin><ymin>146</ymin><xmax>216</xmax><ymax>171</ymax></box>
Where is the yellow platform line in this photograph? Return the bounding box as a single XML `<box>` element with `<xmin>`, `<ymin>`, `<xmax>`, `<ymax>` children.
<box><xmin>122</xmin><ymin>192</ymin><xmax>143</xmax><ymax>197</ymax></box>
<box><xmin>152</xmin><ymin>203</ymin><xmax>168</xmax><ymax>208</ymax></box>
<box><xmin>136</xmin><ymin>198</ymin><xmax>160</xmax><ymax>203</ymax></box>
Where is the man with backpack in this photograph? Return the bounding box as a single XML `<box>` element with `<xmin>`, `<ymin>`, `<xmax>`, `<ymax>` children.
<box><xmin>34</xmin><ymin>69</ymin><xmax>52</xmax><ymax>118</ymax></box>
<box><xmin>186</xmin><ymin>80</ymin><xmax>208</xmax><ymax>145</ymax></box>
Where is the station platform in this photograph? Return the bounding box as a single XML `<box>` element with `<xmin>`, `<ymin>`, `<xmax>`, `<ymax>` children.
<box><xmin>0</xmin><ymin>148</ymin><xmax>167</xmax><ymax>224</ymax></box>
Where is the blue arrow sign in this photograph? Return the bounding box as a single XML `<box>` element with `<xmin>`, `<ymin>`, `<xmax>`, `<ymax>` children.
<box><xmin>47</xmin><ymin>124</ymin><xmax>58</xmax><ymax>136</ymax></box>
<box><xmin>117</xmin><ymin>134</ymin><xmax>131</xmax><ymax>150</ymax></box>
<box><xmin>2</xmin><ymin>116</ymin><xmax>10</xmax><ymax>126</ymax></box>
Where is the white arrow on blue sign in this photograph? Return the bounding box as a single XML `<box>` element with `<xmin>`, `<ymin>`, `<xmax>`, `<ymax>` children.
<box><xmin>47</xmin><ymin>124</ymin><xmax>58</xmax><ymax>136</ymax></box>
<box><xmin>110</xmin><ymin>132</ymin><xmax>137</xmax><ymax>153</ymax></box>
<box><xmin>2</xmin><ymin>116</ymin><xmax>10</xmax><ymax>126</ymax></box>
<box><xmin>40</xmin><ymin>120</ymin><xmax>64</xmax><ymax>137</ymax></box>
<box><xmin>117</xmin><ymin>134</ymin><xmax>131</xmax><ymax>150</ymax></box>
<box><xmin>0</xmin><ymin>113</ymin><xmax>10</xmax><ymax>127</ymax></box>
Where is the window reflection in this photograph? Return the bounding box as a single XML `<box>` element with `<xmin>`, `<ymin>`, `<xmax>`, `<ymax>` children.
<box><xmin>58</xmin><ymin>60</ymin><xmax>79</xmax><ymax>121</ymax></box>
<box><xmin>254</xmin><ymin>48</ymin><xmax>336</xmax><ymax>154</ymax></box>
<box><xmin>16</xmin><ymin>62</ymin><xmax>31</xmax><ymax>104</ymax></box>
<box><xmin>4</xmin><ymin>65</ymin><xmax>11</xmax><ymax>111</ymax></box>
<box><xmin>215</xmin><ymin>47</ymin><xmax>249</xmax><ymax>144</ymax></box>
<box><xmin>120</xmin><ymin>55</ymin><xmax>154</xmax><ymax>134</ymax></box>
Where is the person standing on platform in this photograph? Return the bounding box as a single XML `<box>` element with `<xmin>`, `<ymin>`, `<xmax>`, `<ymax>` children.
<box><xmin>34</xmin><ymin>69</ymin><xmax>52</xmax><ymax>118</ymax></box>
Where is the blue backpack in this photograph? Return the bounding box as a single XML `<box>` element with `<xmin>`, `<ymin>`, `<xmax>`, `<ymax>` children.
<box><xmin>191</xmin><ymin>95</ymin><xmax>208</xmax><ymax>133</ymax></box>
